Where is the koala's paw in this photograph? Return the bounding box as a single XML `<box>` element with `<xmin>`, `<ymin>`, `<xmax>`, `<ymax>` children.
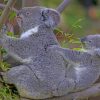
<box><xmin>94</xmin><ymin>48</ymin><xmax>100</xmax><ymax>56</ymax></box>
<box><xmin>22</xmin><ymin>57</ymin><xmax>32</xmax><ymax>64</ymax></box>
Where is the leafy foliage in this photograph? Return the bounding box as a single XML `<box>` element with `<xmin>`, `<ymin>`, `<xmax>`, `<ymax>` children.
<box><xmin>0</xmin><ymin>85</ymin><xmax>19</xmax><ymax>100</ymax></box>
<box><xmin>0</xmin><ymin>2</ymin><xmax>19</xmax><ymax>99</ymax></box>
<box><xmin>55</xmin><ymin>18</ymin><xmax>84</xmax><ymax>51</ymax></box>
<box><xmin>0</xmin><ymin>47</ymin><xmax>19</xmax><ymax>100</ymax></box>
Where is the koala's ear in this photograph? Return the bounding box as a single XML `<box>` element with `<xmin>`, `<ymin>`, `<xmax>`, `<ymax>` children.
<box><xmin>94</xmin><ymin>48</ymin><xmax>100</xmax><ymax>56</ymax></box>
<box><xmin>49</xmin><ymin>9</ymin><xmax>60</xmax><ymax>27</ymax></box>
<box><xmin>42</xmin><ymin>8</ymin><xmax>60</xmax><ymax>28</ymax></box>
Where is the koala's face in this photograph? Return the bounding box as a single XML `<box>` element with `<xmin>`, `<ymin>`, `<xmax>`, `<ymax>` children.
<box><xmin>17</xmin><ymin>6</ymin><xmax>60</xmax><ymax>31</ymax></box>
<box><xmin>81</xmin><ymin>34</ymin><xmax>100</xmax><ymax>50</ymax></box>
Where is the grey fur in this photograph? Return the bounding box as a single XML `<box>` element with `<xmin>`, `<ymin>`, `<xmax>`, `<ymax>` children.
<box><xmin>0</xmin><ymin>7</ymin><xmax>75</xmax><ymax>99</ymax></box>
<box><xmin>49</xmin><ymin>34</ymin><xmax>100</xmax><ymax>91</ymax></box>
<box><xmin>1</xmin><ymin>6</ymin><xmax>100</xmax><ymax>100</ymax></box>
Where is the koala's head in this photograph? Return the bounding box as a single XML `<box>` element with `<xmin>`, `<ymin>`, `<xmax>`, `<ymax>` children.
<box><xmin>16</xmin><ymin>6</ymin><xmax>60</xmax><ymax>31</ymax></box>
<box><xmin>81</xmin><ymin>34</ymin><xmax>100</xmax><ymax>50</ymax></box>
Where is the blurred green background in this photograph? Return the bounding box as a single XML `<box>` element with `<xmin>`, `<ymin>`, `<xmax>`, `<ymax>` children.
<box><xmin>39</xmin><ymin>0</ymin><xmax>100</xmax><ymax>48</ymax></box>
<box><xmin>41</xmin><ymin>0</ymin><xmax>100</xmax><ymax>38</ymax></box>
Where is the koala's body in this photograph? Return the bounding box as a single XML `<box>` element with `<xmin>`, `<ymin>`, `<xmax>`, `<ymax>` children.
<box><xmin>49</xmin><ymin>34</ymin><xmax>100</xmax><ymax>91</ymax></box>
<box><xmin>0</xmin><ymin>7</ymin><xmax>75</xmax><ymax>99</ymax></box>
<box><xmin>1</xmin><ymin>6</ymin><xmax>100</xmax><ymax>100</ymax></box>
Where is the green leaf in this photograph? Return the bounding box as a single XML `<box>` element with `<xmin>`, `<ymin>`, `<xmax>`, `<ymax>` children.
<box><xmin>7</xmin><ymin>32</ymin><xmax>14</xmax><ymax>37</ymax></box>
<box><xmin>3</xmin><ymin>0</ymin><xmax>8</xmax><ymax>3</ymax></box>
<box><xmin>69</xmin><ymin>39</ymin><xmax>81</xmax><ymax>44</ymax></box>
<box><xmin>73</xmin><ymin>48</ymin><xmax>82</xmax><ymax>51</ymax></box>
<box><xmin>9</xmin><ymin>11</ymin><xmax>16</xmax><ymax>21</ymax></box>
<box><xmin>0</xmin><ymin>61</ymin><xmax>10</xmax><ymax>71</ymax></box>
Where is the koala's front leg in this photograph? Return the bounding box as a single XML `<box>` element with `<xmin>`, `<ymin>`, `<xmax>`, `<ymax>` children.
<box><xmin>8</xmin><ymin>52</ymin><xmax>32</xmax><ymax>64</ymax></box>
<box><xmin>3</xmin><ymin>54</ymin><xmax>22</xmax><ymax>67</ymax></box>
<box><xmin>0</xmin><ymin>32</ymin><xmax>32</xmax><ymax>64</ymax></box>
<box><xmin>48</xmin><ymin>45</ymin><xmax>87</xmax><ymax>63</ymax></box>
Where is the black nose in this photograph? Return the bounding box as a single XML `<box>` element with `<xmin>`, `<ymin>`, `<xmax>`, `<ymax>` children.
<box><xmin>80</xmin><ymin>37</ymin><xmax>87</xmax><ymax>42</ymax></box>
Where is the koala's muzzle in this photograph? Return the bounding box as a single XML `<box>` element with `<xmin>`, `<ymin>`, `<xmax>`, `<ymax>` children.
<box><xmin>80</xmin><ymin>37</ymin><xmax>87</xmax><ymax>43</ymax></box>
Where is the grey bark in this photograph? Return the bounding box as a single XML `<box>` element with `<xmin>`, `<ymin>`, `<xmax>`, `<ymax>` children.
<box><xmin>56</xmin><ymin>0</ymin><xmax>70</xmax><ymax>13</ymax></box>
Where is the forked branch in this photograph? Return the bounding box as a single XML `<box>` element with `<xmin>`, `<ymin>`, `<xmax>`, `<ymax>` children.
<box><xmin>0</xmin><ymin>3</ymin><xmax>18</xmax><ymax>12</ymax></box>
<box><xmin>56</xmin><ymin>0</ymin><xmax>70</xmax><ymax>13</ymax></box>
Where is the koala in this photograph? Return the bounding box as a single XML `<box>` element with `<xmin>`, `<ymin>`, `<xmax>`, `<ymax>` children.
<box><xmin>49</xmin><ymin>34</ymin><xmax>100</xmax><ymax>92</ymax></box>
<box><xmin>0</xmin><ymin>6</ymin><xmax>76</xmax><ymax>99</ymax></box>
<box><xmin>2</xmin><ymin>6</ymin><xmax>100</xmax><ymax>100</ymax></box>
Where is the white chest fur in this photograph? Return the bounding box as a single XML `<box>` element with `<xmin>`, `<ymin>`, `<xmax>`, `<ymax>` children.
<box><xmin>20</xmin><ymin>26</ymin><xmax>39</xmax><ymax>38</ymax></box>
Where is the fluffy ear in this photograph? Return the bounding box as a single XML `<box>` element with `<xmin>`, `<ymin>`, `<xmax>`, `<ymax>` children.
<box><xmin>48</xmin><ymin>9</ymin><xmax>60</xmax><ymax>27</ymax></box>
<box><xmin>41</xmin><ymin>8</ymin><xmax>60</xmax><ymax>28</ymax></box>
<box><xmin>94</xmin><ymin>48</ymin><xmax>100</xmax><ymax>56</ymax></box>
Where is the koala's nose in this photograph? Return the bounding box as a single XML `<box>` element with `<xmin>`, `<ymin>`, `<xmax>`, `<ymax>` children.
<box><xmin>80</xmin><ymin>37</ymin><xmax>87</xmax><ymax>42</ymax></box>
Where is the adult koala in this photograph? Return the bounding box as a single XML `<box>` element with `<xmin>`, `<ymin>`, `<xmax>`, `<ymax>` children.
<box><xmin>0</xmin><ymin>6</ymin><xmax>74</xmax><ymax>99</ymax></box>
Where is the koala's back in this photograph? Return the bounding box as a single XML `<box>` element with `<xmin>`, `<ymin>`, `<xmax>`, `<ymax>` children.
<box><xmin>66</xmin><ymin>56</ymin><xmax>100</xmax><ymax>91</ymax></box>
<box><xmin>28</xmin><ymin>48</ymin><xmax>66</xmax><ymax>89</ymax></box>
<box><xmin>11</xmin><ymin>47</ymin><xmax>68</xmax><ymax>97</ymax></box>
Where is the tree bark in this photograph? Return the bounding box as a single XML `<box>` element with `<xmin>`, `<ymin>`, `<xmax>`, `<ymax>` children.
<box><xmin>56</xmin><ymin>0</ymin><xmax>70</xmax><ymax>13</ymax></box>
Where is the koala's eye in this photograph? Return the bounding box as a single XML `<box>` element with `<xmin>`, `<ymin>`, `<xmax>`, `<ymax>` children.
<box><xmin>88</xmin><ymin>40</ymin><xmax>92</xmax><ymax>43</ymax></box>
<box><xmin>26</xmin><ymin>12</ymin><xmax>31</xmax><ymax>16</ymax></box>
<box><xmin>17</xmin><ymin>13</ymin><xmax>20</xmax><ymax>16</ymax></box>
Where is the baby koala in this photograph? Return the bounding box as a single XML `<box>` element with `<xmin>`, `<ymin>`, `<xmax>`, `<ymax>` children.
<box><xmin>49</xmin><ymin>34</ymin><xmax>100</xmax><ymax>91</ymax></box>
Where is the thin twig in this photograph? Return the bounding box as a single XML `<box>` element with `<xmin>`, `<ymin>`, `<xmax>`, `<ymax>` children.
<box><xmin>56</xmin><ymin>0</ymin><xmax>70</xmax><ymax>13</ymax></box>
<box><xmin>0</xmin><ymin>0</ymin><xmax>16</xmax><ymax>62</ymax></box>
<box><xmin>0</xmin><ymin>3</ymin><xmax>18</xmax><ymax>12</ymax></box>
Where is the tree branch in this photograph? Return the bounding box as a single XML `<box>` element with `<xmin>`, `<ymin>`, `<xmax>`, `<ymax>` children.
<box><xmin>56</xmin><ymin>0</ymin><xmax>70</xmax><ymax>13</ymax></box>
<box><xmin>45</xmin><ymin>83</ymin><xmax>100</xmax><ymax>100</ymax></box>
<box><xmin>0</xmin><ymin>3</ymin><xmax>18</xmax><ymax>12</ymax></box>
<box><xmin>0</xmin><ymin>0</ymin><xmax>16</xmax><ymax>30</ymax></box>
<box><xmin>0</xmin><ymin>0</ymin><xmax>17</xmax><ymax>62</ymax></box>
